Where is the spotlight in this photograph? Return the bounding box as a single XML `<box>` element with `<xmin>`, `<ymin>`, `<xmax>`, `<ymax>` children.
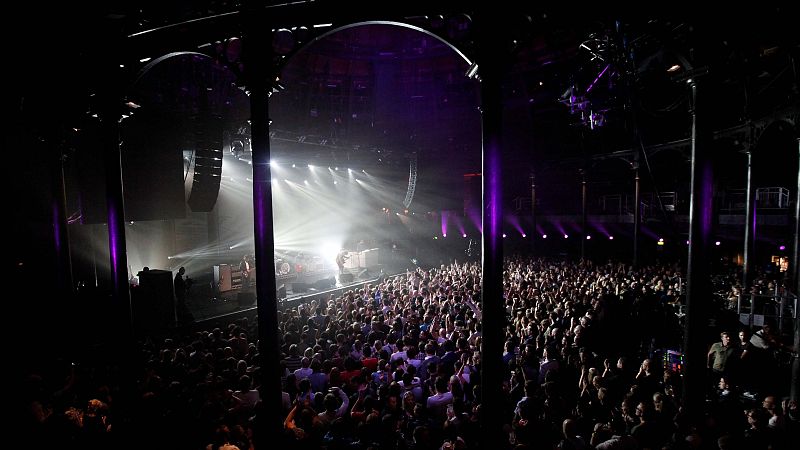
<box><xmin>503</xmin><ymin>233</ymin><xmax>507</xmax><ymax>238</ymax></box>
<box><xmin>462</xmin><ymin>233</ymin><xmax>467</xmax><ymax>238</ymax></box>
<box><xmin>608</xmin><ymin>236</ymin><xmax>614</xmax><ymax>240</ymax></box>
<box><xmin>779</xmin><ymin>245</ymin><xmax>786</xmax><ymax>251</ymax></box>
<box><xmin>308</xmin><ymin>164</ymin><xmax>314</xmax><ymax>169</ymax></box>
<box><xmin>270</xmin><ymin>159</ymin><xmax>277</xmax><ymax>166</ymax></box>
<box><xmin>586</xmin><ymin>235</ymin><xmax>591</xmax><ymax>240</ymax></box>
<box><xmin>714</xmin><ymin>241</ymin><xmax>721</xmax><ymax>246</ymax></box>
<box><xmin>292</xmin><ymin>163</ymin><xmax>296</xmax><ymax>168</ymax></box>
<box><xmin>658</xmin><ymin>238</ymin><xmax>664</xmax><ymax>242</ymax></box>
<box><xmin>542</xmin><ymin>234</ymin><xmax>547</xmax><ymax>239</ymax></box>
<box><xmin>443</xmin><ymin>234</ymin><xmax>447</xmax><ymax>238</ymax></box>
<box><xmin>333</xmin><ymin>180</ymin><xmax>338</xmax><ymax>185</ymax></box>
<box><xmin>521</xmin><ymin>234</ymin><xmax>526</xmax><ymax>238</ymax></box>
<box><xmin>465</xmin><ymin>62</ymin><xmax>479</xmax><ymax>79</ymax></box>
<box><xmin>564</xmin><ymin>234</ymin><xmax>569</xmax><ymax>239</ymax></box>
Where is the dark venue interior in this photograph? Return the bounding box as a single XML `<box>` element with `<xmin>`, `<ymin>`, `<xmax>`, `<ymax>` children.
<box><xmin>10</xmin><ymin>2</ymin><xmax>800</xmax><ymax>449</ymax></box>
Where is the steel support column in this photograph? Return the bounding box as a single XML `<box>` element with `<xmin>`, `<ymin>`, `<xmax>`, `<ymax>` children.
<box><xmin>475</xmin><ymin>14</ymin><xmax>506</xmax><ymax>447</ymax></box>
<box><xmin>530</xmin><ymin>173</ymin><xmax>536</xmax><ymax>255</ymax></box>
<box><xmin>581</xmin><ymin>170</ymin><xmax>587</xmax><ymax>260</ymax></box>
<box><xmin>101</xmin><ymin>65</ymin><xmax>133</xmax><ymax>339</ymax></box>
<box><xmin>633</xmin><ymin>161</ymin><xmax>641</xmax><ymax>267</ymax></box>
<box><xmin>683</xmin><ymin>79</ymin><xmax>714</xmax><ymax>421</ymax></box>
<box><xmin>52</xmin><ymin>151</ymin><xmax>73</xmax><ymax>295</ymax></box>
<box><xmin>242</xmin><ymin>7</ymin><xmax>283</xmax><ymax>445</ymax></box>
<box><xmin>743</xmin><ymin>150</ymin><xmax>756</xmax><ymax>291</ymax></box>
<box><xmin>791</xmin><ymin>138</ymin><xmax>800</xmax><ymax>402</ymax></box>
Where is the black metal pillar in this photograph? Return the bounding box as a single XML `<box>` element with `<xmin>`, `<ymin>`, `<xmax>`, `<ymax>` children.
<box><xmin>743</xmin><ymin>150</ymin><xmax>756</xmax><ymax>292</ymax></box>
<box><xmin>97</xmin><ymin>28</ymin><xmax>137</xmax><ymax>441</ymax></box>
<box><xmin>530</xmin><ymin>173</ymin><xmax>536</xmax><ymax>255</ymax></box>
<box><xmin>475</xmin><ymin>14</ymin><xmax>506</xmax><ymax>448</ymax></box>
<box><xmin>633</xmin><ymin>160</ymin><xmax>641</xmax><ymax>267</ymax></box>
<box><xmin>242</xmin><ymin>7</ymin><xmax>283</xmax><ymax>445</ymax></box>
<box><xmin>683</xmin><ymin>79</ymin><xmax>714</xmax><ymax>421</ymax></box>
<box><xmin>581</xmin><ymin>170</ymin><xmax>587</xmax><ymax>260</ymax></box>
<box><xmin>52</xmin><ymin>151</ymin><xmax>73</xmax><ymax>295</ymax></box>
<box><xmin>100</xmin><ymin>63</ymin><xmax>133</xmax><ymax>339</ymax></box>
<box><xmin>791</xmin><ymin>138</ymin><xmax>800</xmax><ymax>402</ymax></box>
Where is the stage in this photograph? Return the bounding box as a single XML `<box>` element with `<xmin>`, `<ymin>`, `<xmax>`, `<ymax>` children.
<box><xmin>184</xmin><ymin>267</ymin><xmax>386</xmax><ymax>323</ymax></box>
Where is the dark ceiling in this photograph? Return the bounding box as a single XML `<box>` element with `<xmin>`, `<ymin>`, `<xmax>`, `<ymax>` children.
<box><xmin>9</xmin><ymin>3</ymin><xmax>800</xmax><ymax>218</ymax></box>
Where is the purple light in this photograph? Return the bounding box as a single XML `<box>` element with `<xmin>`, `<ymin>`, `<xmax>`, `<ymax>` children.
<box><xmin>779</xmin><ymin>245</ymin><xmax>786</xmax><ymax>251</ymax></box>
<box><xmin>108</xmin><ymin>207</ymin><xmax>119</xmax><ymax>275</ymax></box>
<box><xmin>521</xmin><ymin>233</ymin><xmax>526</xmax><ymax>238</ymax></box>
<box><xmin>462</xmin><ymin>233</ymin><xmax>467</xmax><ymax>238</ymax></box>
<box><xmin>563</xmin><ymin>234</ymin><xmax>569</xmax><ymax>239</ymax></box>
<box><xmin>586</xmin><ymin>64</ymin><xmax>611</xmax><ymax>94</ymax></box>
<box><xmin>443</xmin><ymin>233</ymin><xmax>447</xmax><ymax>238</ymax></box>
<box><xmin>52</xmin><ymin>202</ymin><xmax>61</xmax><ymax>253</ymax></box>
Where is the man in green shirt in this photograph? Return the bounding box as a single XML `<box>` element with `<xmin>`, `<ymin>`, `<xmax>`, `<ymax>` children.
<box><xmin>707</xmin><ymin>331</ymin><xmax>735</xmax><ymax>381</ymax></box>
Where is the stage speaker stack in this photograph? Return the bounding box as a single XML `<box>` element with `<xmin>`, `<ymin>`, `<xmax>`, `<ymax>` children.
<box><xmin>133</xmin><ymin>269</ymin><xmax>175</xmax><ymax>334</ymax></box>
<box><xmin>237</xmin><ymin>291</ymin><xmax>256</xmax><ymax>307</ymax></box>
<box><xmin>339</xmin><ymin>273</ymin><xmax>354</xmax><ymax>283</ymax></box>
<box><xmin>187</xmin><ymin>115</ymin><xmax>224</xmax><ymax>212</ymax></box>
<box><xmin>314</xmin><ymin>277</ymin><xmax>336</xmax><ymax>290</ymax></box>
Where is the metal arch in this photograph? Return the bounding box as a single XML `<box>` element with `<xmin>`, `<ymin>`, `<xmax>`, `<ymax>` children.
<box><xmin>132</xmin><ymin>51</ymin><xmax>212</xmax><ymax>87</ymax></box>
<box><xmin>125</xmin><ymin>6</ymin><xmax>483</xmax><ymax>90</ymax></box>
<box><xmin>403</xmin><ymin>152</ymin><xmax>418</xmax><ymax>209</ymax></box>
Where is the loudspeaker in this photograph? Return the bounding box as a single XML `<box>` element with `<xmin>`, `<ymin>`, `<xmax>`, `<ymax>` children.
<box><xmin>293</xmin><ymin>282</ymin><xmax>310</xmax><ymax>293</ymax></box>
<box><xmin>133</xmin><ymin>269</ymin><xmax>175</xmax><ymax>334</ymax></box>
<box><xmin>187</xmin><ymin>115</ymin><xmax>224</xmax><ymax>212</ymax></box>
<box><xmin>277</xmin><ymin>285</ymin><xmax>287</xmax><ymax>299</ymax></box>
<box><xmin>313</xmin><ymin>278</ymin><xmax>335</xmax><ymax>290</ymax></box>
<box><xmin>120</xmin><ymin>113</ymin><xmax>186</xmax><ymax>222</ymax></box>
<box><xmin>339</xmin><ymin>273</ymin><xmax>354</xmax><ymax>283</ymax></box>
<box><xmin>237</xmin><ymin>291</ymin><xmax>256</xmax><ymax>307</ymax></box>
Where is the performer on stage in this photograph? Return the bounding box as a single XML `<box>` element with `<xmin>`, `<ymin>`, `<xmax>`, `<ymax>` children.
<box><xmin>336</xmin><ymin>250</ymin><xmax>349</xmax><ymax>274</ymax></box>
<box><xmin>240</xmin><ymin>254</ymin><xmax>253</xmax><ymax>290</ymax></box>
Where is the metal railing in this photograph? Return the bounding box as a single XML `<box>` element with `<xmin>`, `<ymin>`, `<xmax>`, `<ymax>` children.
<box><xmin>737</xmin><ymin>289</ymin><xmax>798</xmax><ymax>334</ymax></box>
